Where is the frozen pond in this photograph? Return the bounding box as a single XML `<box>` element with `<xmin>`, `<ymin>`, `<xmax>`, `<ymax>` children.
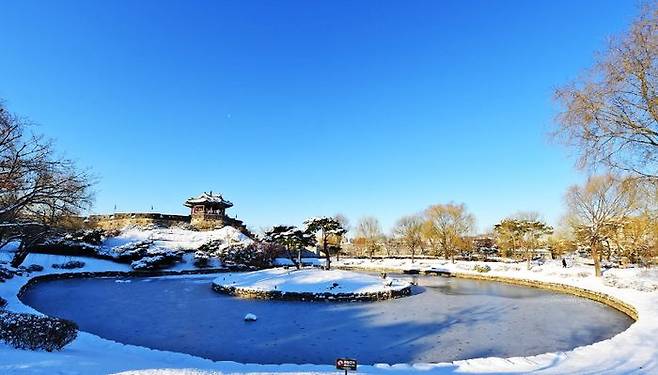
<box><xmin>21</xmin><ymin>273</ymin><xmax>633</xmax><ymax>365</ymax></box>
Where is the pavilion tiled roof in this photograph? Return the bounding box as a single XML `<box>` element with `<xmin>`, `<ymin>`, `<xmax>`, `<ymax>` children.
<box><xmin>184</xmin><ymin>192</ymin><xmax>233</xmax><ymax>208</ymax></box>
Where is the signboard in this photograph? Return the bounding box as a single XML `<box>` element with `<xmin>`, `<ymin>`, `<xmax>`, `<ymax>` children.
<box><xmin>336</xmin><ymin>358</ymin><xmax>357</xmax><ymax>372</ymax></box>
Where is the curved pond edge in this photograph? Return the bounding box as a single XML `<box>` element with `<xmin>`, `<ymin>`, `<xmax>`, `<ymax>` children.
<box><xmin>336</xmin><ymin>265</ymin><xmax>639</xmax><ymax>320</ymax></box>
<box><xmin>17</xmin><ymin>268</ymin><xmax>233</xmax><ymax>301</ymax></box>
<box><xmin>453</xmin><ymin>272</ymin><xmax>638</xmax><ymax>320</ymax></box>
<box><xmin>211</xmin><ymin>282</ymin><xmax>412</xmax><ymax>302</ymax></box>
<box><xmin>8</xmin><ymin>262</ymin><xmax>653</xmax><ymax>374</ymax></box>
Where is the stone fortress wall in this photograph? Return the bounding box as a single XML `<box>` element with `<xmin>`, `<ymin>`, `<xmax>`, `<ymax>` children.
<box><xmin>86</xmin><ymin>212</ymin><xmax>250</xmax><ymax>235</ymax></box>
<box><xmin>86</xmin><ymin>192</ymin><xmax>250</xmax><ymax>235</ymax></box>
<box><xmin>86</xmin><ymin>213</ymin><xmax>191</xmax><ymax>231</ymax></box>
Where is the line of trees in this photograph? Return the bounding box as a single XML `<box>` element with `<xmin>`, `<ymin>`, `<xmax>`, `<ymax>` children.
<box><xmin>344</xmin><ymin>178</ymin><xmax>656</xmax><ymax>276</ymax></box>
<box><xmin>350</xmin><ymin>202</ymin><xmax>476</xmax><ymax>264</ymax></box>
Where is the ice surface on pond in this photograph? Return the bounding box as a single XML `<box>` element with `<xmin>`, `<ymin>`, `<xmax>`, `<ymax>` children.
<box><xmin>20</xmin><ymin>274</ymin><xmax>633</xmax><ymax>365</ymax></box>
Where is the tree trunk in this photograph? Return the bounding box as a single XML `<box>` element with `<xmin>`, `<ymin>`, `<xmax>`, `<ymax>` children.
<box><xmin>11</xmin><ymin>244</ymin><xmax>30</xmax><ymax>268</ymax></box>
<box><xmin>323</xmin><ymin>236</ymin><xmax>330</xmax><ymax>270</ymax></box>
<box><xmin>10</xmin><ymin>230</ymin><xmax>48</xmax><ymax>268</ymax></box>
<box><xmin>286</xmin><ymin>246</ymin><xmax>300</xmax><ymax>270</ymax></box>
<box><xmin>526</xmin><ymin>250</ymin><xmax>531</xmax><ymax>270</ymax></box>
<box><xmin>592</xmin><ymin>240</ymin><xmax>602</xmax><ymax>277</ymax></box>
<box><xmin>411</xmin><ymin>248</ymin><xmax>415</xmax><ymax>264</ymax></box>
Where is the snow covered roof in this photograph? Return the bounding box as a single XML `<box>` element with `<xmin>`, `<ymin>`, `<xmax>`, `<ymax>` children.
<box><xmin>184</xmin><ymin>192</ymin><xmax>233</xmax><ymax>208</ymax></box>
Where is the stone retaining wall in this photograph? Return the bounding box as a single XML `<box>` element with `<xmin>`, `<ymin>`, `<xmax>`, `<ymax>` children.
<box><xmin>87</xmin><ymin>213</ymin><xmax>190</xmax><ymax>230</ymax></box>
<box><xmin>452</xmin><ymin>272</ymin><xmax>638</xmax><ymax>320</ymax></box>
<box><xmin>335</xmin><ymin>266</ymin><xmax>638</xmax><ymax>320</ymax></box>
<box><xmin>17</xmin><ymin>268</ymin><xmax>232</xmax><ymax>301</ymax></box>
<box><xmin>212</xmin><ymin>283</ymin><xmax>412</xmax><ymax>302</ymax></box>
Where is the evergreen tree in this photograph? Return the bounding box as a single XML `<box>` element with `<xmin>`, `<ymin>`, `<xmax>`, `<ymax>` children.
<box><xmin>304</xmin><ymin>216</ymin><xmax>346</xmax><ymax>270</ymax></box>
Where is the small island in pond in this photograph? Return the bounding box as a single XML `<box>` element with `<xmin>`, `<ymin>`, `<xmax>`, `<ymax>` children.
<box><xmin>212</xmin><ymin>268</ymin><xmax>412</xmax><ymax>302</ymax></box>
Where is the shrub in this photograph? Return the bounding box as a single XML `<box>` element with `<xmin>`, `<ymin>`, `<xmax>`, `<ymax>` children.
<box><xmin>193</xmin><ymin>251</ymin><xmax>210</xmax><ymax>268</ymax></box>
<box><xmin>0</xmin><ymin>311</ymin><xmax>78</xmax><ymax>351</ymax></box>
<box><xmin>0</xmin><ymin>266</ymin><xmax>14</xmax><ymax>282</ymax></box>
<box><xmin>474</xmin><ymin>264</ymin><xmax>491</xmax><ymax>273</ymax></box>
<box><xmin>130</xmin><ymin>248</ymin><xmax>182</xmax><ymax>270</ymax></box>
<box><xmin>217</xmin><ymin>243</ymin><xmax>272</xmax><ymax>269</ymax></box>
<box><xmin>52</xmin><ymin>261</ymin><xmax>86</xmax><ymax>270</ymax></box>
<box><xmin>65</xmin><ymin>229</ymin><xmax>104</xmax><ymax>245</ymax></box>
<box><xmin>31</xmin><ymin>229</ymin><xmax>106</xmax><ymax>257</ymax></box>
<box><xmin>24</xmin><ymin>264</ymin><xmax>44</xmax><ymax>272</ymax></box>
<box><xmin>0</xmin><ymin>297</ymin><xmax>6</xmax><ymax>309</ymax></box>
<box><xmin>113</xmin><ymin>240</ymin><xmax>152</xmax><ymax>261</ymax></box>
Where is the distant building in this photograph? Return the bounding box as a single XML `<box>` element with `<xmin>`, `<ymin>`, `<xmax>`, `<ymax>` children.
<box><xmin>184</xmin><ymin>191</ymin><xmax>246</xmax><ymax>231</ymax></box>
<box><xmin>87</xmin><ymin>190</ymin><xmax>249</xmax><ymax>235</ymax></box>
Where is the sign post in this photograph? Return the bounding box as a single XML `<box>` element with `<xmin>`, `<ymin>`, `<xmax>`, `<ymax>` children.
<box><xmin>336</xmin><ymin>358</ymin><xmax>357</xmax><ymax>375</ymax></box>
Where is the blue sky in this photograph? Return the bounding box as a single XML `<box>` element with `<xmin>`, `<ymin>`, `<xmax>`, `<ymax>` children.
<box><xmin>0</xmin><ymin>1</ymin><xmax>639</xmax><ymax>233</ymax></box>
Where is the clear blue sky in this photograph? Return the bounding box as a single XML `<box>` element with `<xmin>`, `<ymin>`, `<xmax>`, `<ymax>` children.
<box><xmin>0</xmin><ymin>0</ymin><xmax>639</xmax><ymax>233</ymax></box>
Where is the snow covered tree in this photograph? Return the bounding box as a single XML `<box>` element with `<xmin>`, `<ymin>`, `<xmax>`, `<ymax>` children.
<box><xmin>304</xmin><ymin>216</ymin><xmax>346</xmax><ymax>270</ymax></box>
<box><xmin>495</xmin><ymin>218</ymin><xmax>553</xmax><ymax>269</ymax></box>
<box><xmin>0</xmin><ymin>101</ymin><xmax>94</xmax><ymax>266</ymax></box>
<box><xmin>392</xmin><ymin>214</ymin><xmax>424</xmax><ymax>263</ymax></box>
<box><xmin>493</xmin><ymin>219</ymin><xmax>522</xmax><ymax>258</ymax></box>
<box><xmin>519</xmin><ymin>220</ymin><xmax>553</xmax><ymax>269</ymax></box>
<box><xmin>264</xmin><ymin>225</ymin><xmax>315</xmax><ymax>270</ymax></box>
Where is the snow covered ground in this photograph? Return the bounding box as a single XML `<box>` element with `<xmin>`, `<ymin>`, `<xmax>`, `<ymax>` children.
<box><xmin>101</xmin><ymin>226</ymin><xmax>253</xmax><ymax>251</ymax></box>
<box><xmin>213</xmin><ymin>267</ymin><xmax>410</xmax><ymax>295</ymax></box>
<box><xmin>0</xmin><ymin>247</ymin><xmax>657</xmax><ymax>374</ymax></box>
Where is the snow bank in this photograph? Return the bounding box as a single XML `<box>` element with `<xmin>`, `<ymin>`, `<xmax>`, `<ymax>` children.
<box><xmin>102</xmin><ymin>226</ymin><xmax>252</xmax><ymax>252</ymax></box>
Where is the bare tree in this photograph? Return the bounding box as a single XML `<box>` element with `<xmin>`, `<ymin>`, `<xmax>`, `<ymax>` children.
<box><xmin>553</xmin><ymin>4</ymin><xmax>658</xmax><ymax>179</ymax></box>
<box><xmin>354</xmin><ymin>216</ymin><xmax>383</xmax><ymax>258</ymax></box>
<box><xmin>424</xmin><ymin>203</ymin><xmax>475</xmax><ymax>263</ymax></box>
<box><xmin>392</xmin><ymin>215</ymin><xmax>423</xmax><ymax>263</ymax></box>
<box><xmin>333</xmin><ymin>213</ymin><xmax>351</xmax><ymax>260</ymax></box>
<box><xmin>0</xmin><ymin>101</ymin><xmax>94</xmax><ymax>266</ymax></box>
<box><xmin>565</xmin><ymin>174</ymin><xmax>639</xmax><ymax>276</ymax></box>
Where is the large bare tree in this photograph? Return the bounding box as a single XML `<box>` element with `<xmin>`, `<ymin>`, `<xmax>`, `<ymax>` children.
<box><xmin>354</xmin><ymin>216</ymin><xmax>383</xmax><ymax>259</ymax></box>
<box><xmin>553</xmin><ymin>4</ymin><xmax>658</xmax><ymax>179</ymax></box>
<box><xmin>392</xmin><ymin>214</ymin><xmax>424</xmax><ymax>263</ymax></box>
<box><xmin>565</xmin><ymin>174</ymin><xmax>639</xmax><ymax>276</ymax></box>
<box><xmin>0</xmin><ymin>102</ymin><xmax>94</xmax><ymax>266</ymax></box>
<box><xmin>424</xmin><ymin>203</ymin><xmax>475</xmax><ymax>263</ymax></box>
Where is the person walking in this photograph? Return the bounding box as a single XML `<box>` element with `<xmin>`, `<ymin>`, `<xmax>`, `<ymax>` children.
<box><xmin>562</xmin><ymin>258</ymin><xmax>567</xmax><ymax>268</ymax></box>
